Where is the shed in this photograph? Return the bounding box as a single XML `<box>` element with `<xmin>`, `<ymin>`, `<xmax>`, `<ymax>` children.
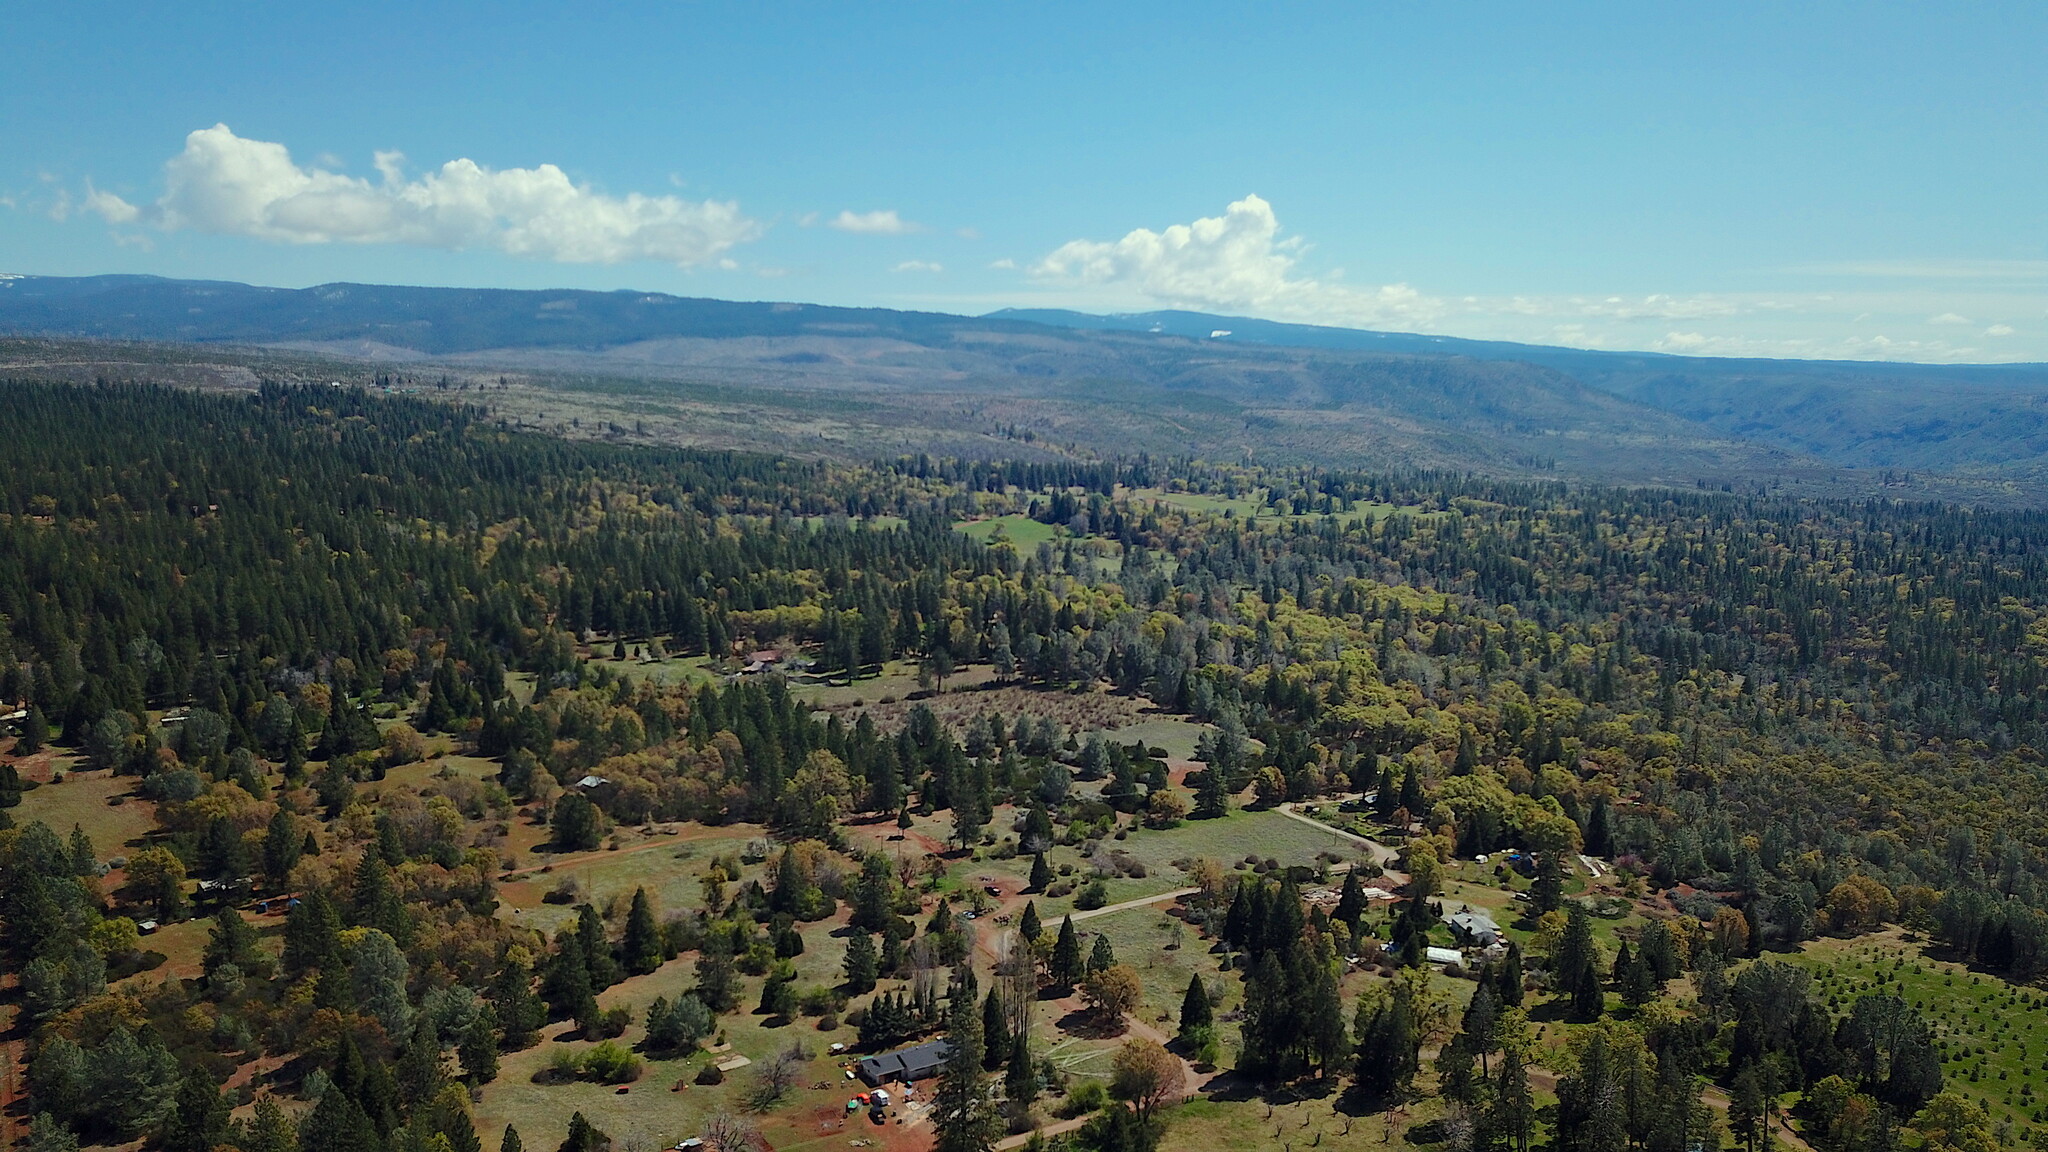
<box><xmin>856</xmin><ymin>1039</ymin><xmax>953</xmax><ymax>1086</ymax></box>
<box><xmin>1425</xmin><ymin>946</ymin><xmax>1465</xmax><ymax>967</ymax></box>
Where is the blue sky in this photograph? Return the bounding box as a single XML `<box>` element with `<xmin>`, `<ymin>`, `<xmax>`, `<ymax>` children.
<box><xmin>5</xmin><ymin>2</ymin><xmax>2046</xmax><ymax>361</ymax></box>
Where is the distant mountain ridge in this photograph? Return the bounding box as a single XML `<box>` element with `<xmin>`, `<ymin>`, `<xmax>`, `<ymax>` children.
<box><xmin>8</xmin><ymin>273</ymin><xmax>2048</xmax><ymax>503</ymax></box>
<box><xmin>0</xmin><ymin>273</ymin><xmax>1035</xmax><ymax>353</ymax></box>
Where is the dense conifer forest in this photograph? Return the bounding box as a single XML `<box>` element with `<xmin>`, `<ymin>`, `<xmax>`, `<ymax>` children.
<box><xmin>5</xmin><ymin>379</ymin><xmax>2047</xmax><ymax>1152</ymax></box>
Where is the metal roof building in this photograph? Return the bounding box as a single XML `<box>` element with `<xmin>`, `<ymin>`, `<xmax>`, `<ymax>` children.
<box><xmin>856</xmin><ymin>1039</ymin><xmax>953</xmax><ymax>1086</ymax></box>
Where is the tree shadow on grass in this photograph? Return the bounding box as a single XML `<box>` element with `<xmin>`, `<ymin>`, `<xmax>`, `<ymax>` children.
<box><xmin>1054</xmin><ymin>1007</ymin><xmax>1129</xmax><ymax>1040</ymax></box>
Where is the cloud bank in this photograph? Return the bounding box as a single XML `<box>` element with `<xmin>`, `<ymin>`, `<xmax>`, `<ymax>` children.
<box><xmin>90</xmin><ymin>125</ymin><xmax>760</xmax><ymax>266</ymax></box>
<box><xmin>1032</xmin><ymin>194</ymin><xmax>1441</xmax><ymax>328</ymax></box>
<box><xmin>829</xmin><ymin>209</ymin><xmax>919</xmax><ymax>235</ymax></box>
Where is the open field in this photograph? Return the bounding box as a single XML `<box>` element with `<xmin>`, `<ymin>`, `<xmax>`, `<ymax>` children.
<box><xmin>817</xmin><ymin>681</ymin><xmax>1149</xmax><ymax>741</ymax></box>
<box><xmin>497</xmin><ymin>825</ymin><xmax>768</xmax><ymax>937</ymax></box>
<box><xmin>794</xmin><ymin>661</ymin><xmax>997</xmax><ymax>711</ymax></box>
<box><xmin>1092</xmin><ymin>716</ymin><xmax>1209</xmax><ymax>760</ymax></box>
<box><xmin>1129</xmin><ymin>486</ymin><xmax>1445</xmax><ymax>526</ymax></box>
<box><xmin>1160</xmin><ymin>1094</ymin><xmax>1432</xmax><ymax>1152</ymax></box>
<box><xmin>12</xmin><ymin>767</ymin><xmax>159</xmax><ymax>858</ymax></box>
<box><xmin>580</xmin><ymin>650</ymin><xmax>723</xmax><ymax>691</ymax></box>
<box><xmin>955</xmin><ymin>514</ymin><xmax>1061</xmax><ymax>549</ymax></box>
<box><xmin>477</xmin><ymin>925</ymin><xmax>875</xmax><ymax>1152</ymax></box>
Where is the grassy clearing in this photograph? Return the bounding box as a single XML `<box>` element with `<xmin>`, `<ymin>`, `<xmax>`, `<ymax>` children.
<box><xmin>798</xmin><ymin>514</ymin><xmax>907</xmax><ymax>532</ymax></box>
<box><xmin>818</xmin><ymin>682</ymin><xmax>1146</xmax><ymax>741</ymax></box>
<box><xmin>1112</xmin><ymin>809</ymin><xmax>1371</xmax><ymax>876</ymax></box>
<box><xmin>1083</xmin><ymin>907</ymin><xmax>1217</xmax><ymax>1027</ymax></box>
<box><xmin>954</xmin><ymin>514</ymin><xmax>1060</xmax><ymax>549</ymax></box>
<box><xmin>581</xmin><ymin>650</ymin><xmax>723</xmax><ymax>691</ymax></box>
<box><xmin>1131</xmin><ymin>487</ymin><xmax>1444</xmax><ymax>528</ymax></box>
<box><xmin>1093</xmin><ymin>716</ymin><xmax>1209</xmax><ymax>760</ymax></box>
<box><xmin>788</xmin><ymin>660</ymin><xmax>954</xmax><ymax>710</ymax></box>
<box><xmin>477</xmin><ymin>929</ymin><xmax>867</xmax><ymax>1152</ymax></box>
<box><xmin>1160</xmin><ymin>1093</ymin><xmax>1433</xmax><ymax>1151</ymax></box>
<box><xmin>498</xmin><ymin>827</ymin><xmax>766</xmax><ymax>937</ymax></box>
<box><xmin>13</xmin><ymin>767</ymin><xmax>159</xmax><ymax>858</ymax></box>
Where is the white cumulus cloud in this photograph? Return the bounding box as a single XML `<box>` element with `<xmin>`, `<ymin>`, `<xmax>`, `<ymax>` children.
<box><xmin>830</xmin><ymin>209</ymin><xmax>919</xmax><ymax>235</ymax></box>
<box><xmin>1031</xmin><ymin>194</ymin><xmax>1441</xmax><ymax>328</ymax></box>
<box><xmin>1928</xmin><ymin>312</ymin><xmax>1973</xmax><ymax>325</ymax></box>
<box><xmin>1985</xmin><ymin>324</ymin><xmax>2015</xmax><ymax>336</ymax></box>
<box><xmin>82</xmin><ymin>181</ymin><xmax>140</xmax><ymax>224</ymax></box>
<box><xmin>893</xmin><ymin>260</ymin><xmax>943</xmax><ymax>273</ymax></box>
<box><xmin>112</xmin><ymin>124</ymin><xmax>759</xmax><ymax>266</ymax></box>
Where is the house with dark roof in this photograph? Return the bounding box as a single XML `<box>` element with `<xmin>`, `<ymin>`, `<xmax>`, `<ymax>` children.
<box><xmin>857</xmin><ymin>1039</ymin><xmax>953</xmax><ymax>1086</ymax></box>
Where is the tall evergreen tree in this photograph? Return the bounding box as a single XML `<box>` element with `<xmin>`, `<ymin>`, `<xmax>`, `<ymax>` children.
<box><xmin>980</xmin><ymin>988</ymin><xmax>1009</xmax><ymax>1071</ymax></box>
<box><xmin>1177</xmin><ymin>973</ymin><xmax>1212</xmax><ymax>1040</ymax></box>
<box><xmin>931</xmin><ymin>988</ymin><xmax>998</xmax><ymax>1152</ymax></box>
<box><xmin>843</xmin><ymin>931</ymin><xmax>879</xmax><ymax>993</ymax></box>
<box><xmin>1050</xmin><ymin>916</ymin><xmax>1083</xmax><ymax>989</ymax></box>
<box><xmin>621</xmin><ymin>887</ymin><xmax>663</xmax><ymax>975</ymax></box>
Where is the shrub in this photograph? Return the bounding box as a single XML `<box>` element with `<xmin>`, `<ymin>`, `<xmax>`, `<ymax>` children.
<box><xmin>695</xmin><ymin>1063</ymin><xmax>725</xmax><ymax>1086</ymax></box>
<box><xmin>583</xmin><ymin>1041</ymin><xmax>642</xmax><ymax>1084</ymax></box>
<box><xmin>1075</xmin><ymin>880</ymin><xmax>1109</xmax><ymax>911</ymax></box>
<box><xmin>547</xmin><ymin>1046</ymin><xmax>586</xmax><ymax>1080</ymax></box>
<box><xmin>1062</xmin><ymin>1080</ymin><xmax>1109</xmax><ymax>1117</ymax></box>
<box><xmin>597</xmin><ymin>1006</ymin><xmax>632</xmax><ymax>1038</ymax></box>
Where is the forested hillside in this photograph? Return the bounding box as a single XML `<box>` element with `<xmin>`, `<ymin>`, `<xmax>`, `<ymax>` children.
<box><xmin>4</xmin><ymin>380</ymin><xmax>2047</xmax><ymax>1152</ymax></box>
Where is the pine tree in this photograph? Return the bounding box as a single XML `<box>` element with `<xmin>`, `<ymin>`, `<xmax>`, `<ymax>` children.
<box><xmin>574</xmin><ymin>904</ymin><xmax>620</xmax><ymax>989</ymax></box>
<box><xmin>1028</xmin><ymin>852</ymin><xmax>1053</xmax><ymax>892</ymax></box>
<box><xmin>501</xmin><ymin>1125</ymin><xmax>523</xmax><ymax>1152</ymax></box>
<box><xmin>350</xmin><ymin>852</ymin><xmax>410</xmax><ymax>945</ymax></box>
<box><xmin>1397</xmin><ymin>759</ymin><xmax>1424</xmax><ymax>814</ymax></box>
<box><xmin>1003</xmin><ymin>1029</ymin><xmax>1036</xmax><ymax>1111</ymax></box>
<box><xmin>1194</xmin><ymin>762</ymin><xmax>1229</xmax><ymax>818</ymax></box>
<box><xmin>460</xmin><ymin>1003</ymin><xmax>502</xmax><ymax>1084</ymax></box>
<box><xmin>18</xmin><ymin>705</ymin><xmax>48</xmax><ymax>755</ymax></box>
<box><xmin>1178</xmin><ymin>973</ymin><xmax>1212</xmax><ymax>1040</ymax></box>
<box><xmin>1530</xmin><ymin>851</ymin><xmax>1566</xmax><ymax>913</ymax></box>
<box><xmin>1018</xmin><ymin>900</ymin><xmax>1041</xmax><ymax>944</ymax></box>
<box><xmin>1352</xmin><ymin>982</ymin><xmax>1419</xmax><ymax>1104</ymax></box>
<box><xmin>203</xmin><ymin>907</ymin><xmax>259</xmax><ymax>976</ymax></box>
<box><xmin>263</xmin><ymin>806</ymin><xmax>301</xmax><ymax>886</ymax></box>
<box><xmin>67</xmin><ymin>825</ymin><xmax>94</xmax><ymax>875</ymax></box>
<box><xmin>395</xmin><ymin>1021</ymin><xmax>447</xmax><ymax>1113</ymax></box>
<box><xmin>621</xmin><ymin>887</ymin><xmax>663</xmax><ymax>975</ymax></box>
<box><xmin>299</xmin><ymin>1083</ymin><xmax>379</xmax><ymax>1152</ymax></box>
<box><xmin>556</xmin><ymin>1113</ymin><xmax>609</xmax><ymax>1152</ymax></box>
<box><xmin>541</xmin><ymin>942</ymin><xmax>598</xmax><ymax>1029</ymax></box>
<box><xmin>160</xmin><ymin>1068</ymin><xmax>230</xmax><ymax>1152</ymax></box>
<box><xmin>1088</xmin><ymin>933</ymin><xmax>1115</xmax><ymax>974</ymax></box>
<box><xmin>1495</xmin><ymin>940</ymin><xmax>1525</xmax><ymax>1008</ymax></box>
<box><xmin>843</xmin><ymin>931</ymin><xmax>879</xmax><ymax>993</ymax></box>
<box><xmin>758</xmin><ymin>967</ymin><xmax>797</xmax><ymax>1019</ymax></box>
<box><xmin>1050</xmin><ymin>917</ymin><xmax>1083</xmax><ymax>989</ymax></box>
<box><xmin>490</xmin><ymin>954</ymin><xmax>544</xmax><ymax>1049</ymax></box>
<box><xmin>283</xmin><ymin>888</ymin><xmax>341</xmax><ymax>974</ymax></box>
<box><xmin>1487</xmin><ymin>1043</ymin><xmax>1534</xmax><ymax>1152</ymax></box>
<box><xmin>981</xmin><ymin>988</ymin><xmax>1009</xmax><ymax>1070</ymax></box>
<box><xmin>1553</xmin><ymin>904</ymin><xmax>1602</xmax><ymax>1020</ymax></box>
<box><xmin>931</xmin><ymin>988</ymin><xmax>998</xmax><ymax>1152</ymax></box>
<box><xmin>694</xmin><ymin>934</ymin><xmax>738</xmax><ymax>1013</ymax></box>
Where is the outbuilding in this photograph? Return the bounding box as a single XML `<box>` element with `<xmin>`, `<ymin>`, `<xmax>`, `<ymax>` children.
<box><xmin>856</xmin><ymin>1039</ymin><xmax>953</xmax><ymax>1086</ymax></box>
